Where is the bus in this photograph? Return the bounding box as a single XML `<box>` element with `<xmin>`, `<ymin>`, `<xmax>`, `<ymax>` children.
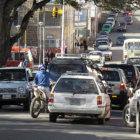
<box><xmin>123</xmin><ymin>39</ymin><xmax>140</xmax><ymax>60</ymax></box>
<box><xmin>6</xmin><ymin>46</ymin><xmax>34</xmax><ymax>71</ymax></box>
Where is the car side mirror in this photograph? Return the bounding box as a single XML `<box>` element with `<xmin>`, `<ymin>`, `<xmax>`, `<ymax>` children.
<box><xmin>29</xmin><ymin>77</ymin><xmax>34</xmax><ymax>81</ymax></box>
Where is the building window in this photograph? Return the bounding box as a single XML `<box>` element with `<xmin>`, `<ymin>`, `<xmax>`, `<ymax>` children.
<box><xmin>45</xmin><ymin>39</ymin><xmax>60</xmax><ymax>47</ymax></box>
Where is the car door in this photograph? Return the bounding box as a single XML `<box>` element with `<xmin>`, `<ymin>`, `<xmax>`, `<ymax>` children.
<box><xmin>96</xmin><ymin>79</ymin><xmax>111</xmax><ymax>114</ymax></box>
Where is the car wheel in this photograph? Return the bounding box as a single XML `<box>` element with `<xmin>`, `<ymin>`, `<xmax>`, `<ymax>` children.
<box><xmin>98</xmin><ymin>118</ymin><xmax>105</xmax><ymax>125</ymax></box>
<box><xmin>136</xmin><ymin>105</ymin><xmax>140</xmax><ymax>134</ymax></box>
<box><xmin>123</xmin><ymin>104</ymin><xmax>136</xmax><ymax>128</ymax></box>
<box><xmin>49</xmin><ymin>113</ymin><xmax>58</xmax><ymax>122</ymax></box>
<box><xmin>105</xmin><ymin>110</ymin><xmax>111</xmax><ymax>121</ymax></box>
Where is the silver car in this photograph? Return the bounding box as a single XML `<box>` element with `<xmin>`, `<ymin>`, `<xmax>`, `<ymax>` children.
<box><xmin>101</xmin><ymin>67</ymin><xmax>129</xmax><ymax>109</ymax></box>
<box><xmin>0</xmin><ymin>67</ymin><xmax>33</xmax><ymax>110</ymax></box>
<box><xmin>48</xmin><ymin>72</ymin><xmax>111</xmax><ymax>124</ymax></box>
<box><xmin>97</xmin><ymin>45</ymin><xmax>112</xmax><ymax>61</ymax></box>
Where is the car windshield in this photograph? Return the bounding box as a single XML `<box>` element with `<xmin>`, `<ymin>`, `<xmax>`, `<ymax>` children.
<box><xmin>98</xmin><ymin>47</ymin><xmax>109</xmax><ymax>51</ymax></box>
<box><xmin>125</xmin><ymin>16</ymin><xmax>131</xmax><ymax>20</ymax></box>
<box><xmin>97</xmin><ymin>41</ymin><xmax>108</xmax><ymax>45</ymax></box>
<box><xmin>104</xmin><ymin>25</ymin><xmax>110</xmax><ymax>28</ymax></box>
<box><xmin>0</xmin><ymin>69</ymin><xmax>26</xmax><ymax>81</ymax></box>
<box><xmin>49</xmin><ymin>64</ymin><xmax>84</xmax><ymax>77</ymax></box>
<box><xmin>101</xmin><ymin>70</ymin><xmax>120</xmax><ymax>81</ymax></box>
<box><xmin>128</xmin><ymin>58</ymin><xmax>140</xmax><ymax>64</ymax></box>
<box><xmin>118</xmin><ymin>36</ymin><xmax>125</xmax><ymax>39</ymax></box>
<box><xmin>54</xmin><ymin>78</ymin><xmax>98</xmax><ymax>94</ymax></box>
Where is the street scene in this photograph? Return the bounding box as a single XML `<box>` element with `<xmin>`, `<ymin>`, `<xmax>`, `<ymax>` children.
<box><xmin>1</xmin><ymin>0</ymin><xmax>140</xmax><ymax>140</ymax></box>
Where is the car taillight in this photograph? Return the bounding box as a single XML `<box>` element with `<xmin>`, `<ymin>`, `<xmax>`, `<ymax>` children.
<box><xmin>97</xmin><ymin>96</ymin><xmax>102</xmax><ymax>105</ymax></box>
<box><xmin>49</xmin><ymin>94</ymin><xmax>54</xmax><ymax>103</ymax></box>
<box><xmin>120</xmin><ymin>82</ymin><xmax>125</xmax><ymax>90</ymax></box>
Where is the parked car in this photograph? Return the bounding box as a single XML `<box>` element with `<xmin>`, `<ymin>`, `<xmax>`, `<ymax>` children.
<box><xmin>48</xmin><ymin>72</ymin><xmax>111</xmax><ymax>124</ymax></box>
<box><xmin>116</xmin><ymin>35</ymin><xmax>126</xmax><ymax>45</ymax></box>
<box><xmin>99</xmin><ymin>31</ymin><xmax>108</xmax><ymax>36</ymax></box>
<box><xmin>97</xmin><ymin>45</ymin><xmax>112</xmax><ymax>61</ymax></box>
<box><xmin>125</xmin><ymin>16</ymin><xmax>133</xmax><ymax>24</ymax></box>
<box><xmin>102</xmin><ymin>24</ymin><xmax>112</xmax><ymax>33</ymax></box>
<box><xmin>117</xmin><ymin>22</ymin><xmax>127</xmax><ymax>32</ymax></box>
<box><xmin>0</xmin><ymin>67</ymin><xmax>33</xmax><ymax>110</ymax></box>
<box><xmin>101</xmin><ymin>67</ymin><xmax>129</xmax><ymax>109</ymax></box>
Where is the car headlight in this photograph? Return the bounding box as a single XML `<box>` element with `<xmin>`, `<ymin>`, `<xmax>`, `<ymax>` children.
<box><xmin>18</xmin><ymin>86</ymin><xmax>24</xmax><ymax>92</ymax></box>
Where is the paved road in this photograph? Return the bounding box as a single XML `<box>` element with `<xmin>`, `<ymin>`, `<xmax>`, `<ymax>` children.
<box><xmin>0</xmin><ymin>105</ymin><xmax>140</xmax><ymax>140</ymax></box>
<box><xmin>1</xmin><ymin>10</ymin><xmax>140</xmax><ymax>140</ymax></box>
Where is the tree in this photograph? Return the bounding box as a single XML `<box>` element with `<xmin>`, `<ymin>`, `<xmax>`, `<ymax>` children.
<box><xmin>0</xmin><ymin>0</ymin><xmax>139</xmax><ymax>66</ymax></box>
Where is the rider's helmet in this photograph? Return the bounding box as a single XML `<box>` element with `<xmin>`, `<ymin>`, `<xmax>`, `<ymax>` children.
<box><xmin>38</xmin><ymin>64</ymin><xmax>46</xmax><ymax>71</ymax></box>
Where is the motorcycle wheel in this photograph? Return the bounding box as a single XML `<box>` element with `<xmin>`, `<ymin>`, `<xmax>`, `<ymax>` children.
<box><xmin>30</xmin><ymin>97</ymin><xmax>41</xmax><ymax>118</ymax></box>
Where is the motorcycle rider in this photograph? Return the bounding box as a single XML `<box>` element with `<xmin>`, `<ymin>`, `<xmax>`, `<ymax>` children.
<box><xmin>33</xmin><ymin>64</ymin><xmax>57</xmax><ymax>100</ymax></box>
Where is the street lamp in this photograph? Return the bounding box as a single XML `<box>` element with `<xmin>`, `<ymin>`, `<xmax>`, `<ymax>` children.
<box><xmin>38</xmin><ymin>21</ymin><xmax>43</xmax><ymax>65</ymax></box>
<box><xmin>16</xmin><ymin>25</ymin><xmax>21</xmax><ymax>62</ymax></box>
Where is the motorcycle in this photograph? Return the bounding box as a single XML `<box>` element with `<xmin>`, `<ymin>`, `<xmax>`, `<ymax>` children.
<box><xmin>30</xmin><ymin>85</ymin><xmax>52</xmax><ymax>118</ymax></box>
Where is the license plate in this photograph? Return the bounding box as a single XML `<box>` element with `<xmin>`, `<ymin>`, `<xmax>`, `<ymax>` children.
<box><xmin>112</xmin><ymin>95</ymin><xmax>117</xmax><ymax>98</ymax></box>
<box><xmin>2</xmin><ymin>95</ymin><xmax>11</xmax><ymax>99</ymax></box>
<box><xmin>70</xmin><ymin>99</ymin><xmax>80</xmax><ymax>105</ymax></box>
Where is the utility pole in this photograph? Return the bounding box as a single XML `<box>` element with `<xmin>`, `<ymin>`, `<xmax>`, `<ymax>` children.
<box><xmin>61</xmin><ymin>0</ymin><xmax>65</xmax><ymax>57</ymax></box>
<box><xmin>43</xmin><ymin>7</ymin><xmax>45</xmax><ymax>65</ymax></box>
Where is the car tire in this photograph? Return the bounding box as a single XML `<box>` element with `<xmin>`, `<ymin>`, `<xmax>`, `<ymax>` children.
<box><xmin>123</xmin><ymin>104</ymin><xmax>136</xmax><ymax>128</ymax></box>
<box><xmin>98</xmin><ymin>118</ymin><xmax>105</xmax><ymax>125</ymax></box>
<box><xmin>136</xmin><ymin>105</ymin><xmax>140</xmax><ymax>134</ymax></box>
<box><xmin>49</xmin><ymin>113</ymin><xmax>58</xmax><ymax>122</ymax></box>
<box><xmin>105</xmin><ymin>110</ymin><xmax>111</xmax><ymax>121</ymax></box>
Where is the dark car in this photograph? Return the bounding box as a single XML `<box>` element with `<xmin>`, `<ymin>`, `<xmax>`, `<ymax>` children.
<box><xmin>103</xmin><ymin>64</ymin><xmax>140</xmax><ymax>87</ymax></box>
<box><xmin>48</xmin><ymin>54</ymin><xmax>90</xmax><ymax>79</ymax></box>
<box><xmin>116</xmin><ymin>35</ymin><xmax>126</xmax><ymax>45</ymax></box>
<box><xmin>101</xmin><ymin>67</ymin><xmax>129</xmax><ymax>109</ymax></box>
<box><xmin>117</xmin><ymin>22</ymin><xmax>127</xmax><ymax>32</ymax></box>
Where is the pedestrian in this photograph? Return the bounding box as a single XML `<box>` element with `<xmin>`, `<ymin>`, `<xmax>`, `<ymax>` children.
<box><xmin>50</xmin><ymin>51</ymin><xmax>55</xmax><ymax>61</ymax></box>
<box><xmin>75</xmin><ymin>40</ymin><xmax>80</xmax><ymax>54</ymax></box>
<box><xmin>83</xmin><ymin>39</ymin><xmax>88</xmax><ymax>51</ymax></box>
<box><xmin>23</xmin><ymin>58</ymin><xmax>28</xmax><ymax>68</ymax></box>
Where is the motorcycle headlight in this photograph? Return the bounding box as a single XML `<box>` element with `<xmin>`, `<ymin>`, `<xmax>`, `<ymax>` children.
<box><xmin>18</xmin><ymin>86</ymin><xmax>24</xmax><ymax>92</ymax></box>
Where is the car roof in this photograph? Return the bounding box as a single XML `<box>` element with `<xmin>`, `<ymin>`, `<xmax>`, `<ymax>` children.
<box><xmin>50</xmin><ymin>59</ymin><xmax>88</xmax><ymax>65</ymax></box>
<box><xmin>60</xmin><ymin>72</ymin><xmax>97</xmax><ymax>79</ymax></box>
<box><xmin>0</xmin><ymin>67</ymin><xmax>26</xmax><ymax>70</ymax></box>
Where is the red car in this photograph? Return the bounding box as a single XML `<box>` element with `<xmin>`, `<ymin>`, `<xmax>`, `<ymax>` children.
<box><xmin>123</xmin><ymin>11</ymin><xmax>132</xmax><ymax>16</ymax></box>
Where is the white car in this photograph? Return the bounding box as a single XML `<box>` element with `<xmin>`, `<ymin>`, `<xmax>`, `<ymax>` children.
<box><xmin>106</xmin><ymin>17</ymin><xmax>115</xmax><ymax>26</ymax></box>
<box><xmin>123</xmin><ymin>87</ymin><xmax>140</xmax><ymax>134</ymax></box>
<box><xmin>48</xmin><ymin>72</ymin><xmax>111</xmax><ymax>124</ymax></box>
<box><xmin>97</xmin><ymin>45</ymin><xmax>112</xmax><ymax>61</ymax></box>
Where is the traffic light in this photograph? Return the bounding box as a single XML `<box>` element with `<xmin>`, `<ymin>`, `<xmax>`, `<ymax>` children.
<box><xmin>52</xmin><ymin>6</ymin><xmax>58</xmax><ymax>18</ymax></box>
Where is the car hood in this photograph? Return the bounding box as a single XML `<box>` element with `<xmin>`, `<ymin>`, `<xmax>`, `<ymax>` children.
<box><xmin>0</xmin><ymin>81</ymin><xmax>27</xmax><ymax>88</ymax></box>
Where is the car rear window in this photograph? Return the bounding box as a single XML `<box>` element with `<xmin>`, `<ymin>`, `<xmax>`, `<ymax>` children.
<box><xmin>54</xmin><ymin>78</ymin><xmax>98</xmax><ymax>94</ymax></box>
<box><xmin>49</xmin><ymin>64</ymin><xmax>84</xmax><ymax>78</ymax></box>
<box><xmin>101</xmin><ymin>70</ymin><xmax>120</xmax><ymax>81</ymax></box>
<box><xmin>0</xmin><ymin>69</ymin><xmax>26</xmax><ymax>81</ymax></box>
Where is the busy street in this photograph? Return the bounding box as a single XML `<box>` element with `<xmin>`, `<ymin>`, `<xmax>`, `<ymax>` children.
<box><xmin>1</xmin><ymin>1</ymin><xmax>140</xmax><ymax>140</ymax></box>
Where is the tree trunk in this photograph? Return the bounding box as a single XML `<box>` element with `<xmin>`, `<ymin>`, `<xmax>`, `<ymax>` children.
<box><xmin>0</xmin><ymin>5</ymin><xmax>11</xmax><ymax>67</ymax></box>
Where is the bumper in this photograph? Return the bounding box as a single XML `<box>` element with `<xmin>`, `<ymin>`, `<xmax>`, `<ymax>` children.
<box><xmin>48</xmin><ymin>105</ymin><xmax>105</xmax><ymax>117</ymax></box>
<box><xmin>109</xmin><ymin>91</ymin><xmax>127</xmax><ymax>105</ymax></box>
<box><xmin>0</xmin><ymin>94</ymin><xmax>29</xmax><ymax>105</ymax></box>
